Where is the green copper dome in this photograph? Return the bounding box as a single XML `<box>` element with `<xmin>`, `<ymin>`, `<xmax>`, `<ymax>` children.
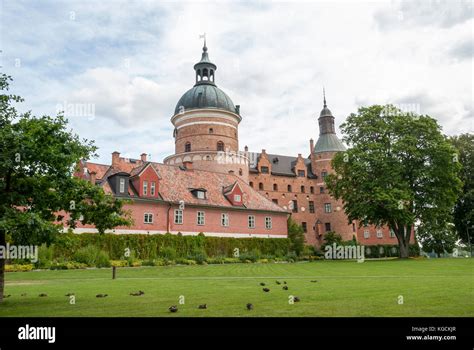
<box><xmin>174</xmin><ymin>41</ymin><xmax>237</xmax><ymax>115</ymax></box>
<box><xmin>175</xmin><ymin>84</ymin><xmax>236</xmax><ymax>115</ymax></box>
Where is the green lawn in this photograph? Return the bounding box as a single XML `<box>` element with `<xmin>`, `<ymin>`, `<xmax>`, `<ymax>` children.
<box><xmin>1</xmin><ymin>258</ymin><xmax>473</xmax><ymax>317</ymax></box>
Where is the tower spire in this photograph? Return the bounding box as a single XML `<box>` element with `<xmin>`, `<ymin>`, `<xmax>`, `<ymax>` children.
<box><xmin>323</xmin><ymin>87</ymin><xmax>327</xmax><ymax>108</ymax></box>
<box><xmin>194</xmin><ymin>34</ymin><xmax>216</xmax><ymax>85</ymax></box>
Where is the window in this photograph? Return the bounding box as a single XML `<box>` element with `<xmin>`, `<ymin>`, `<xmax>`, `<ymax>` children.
<box><xmin>221</xmin><ymin>213</ymin><xmax>229</xmax><ymax>227</ymax></box>
<box><xmin>364</xmin><ymin>229</ymin><xmax>370</xmax><ymax>239</ymax></box>
<box><xmin>261</xmin><ymin>166</ymin><xmax>269</xmax><ymax>174</ymax></box>
<box><xmin>320</xmin><ymin>186</ymin><xmax>324</xmax><ymax>194</ymax></box>
<box><xmin>389</xmin><ymin>229</ymin><xmax>396</xmax><ymax>238</ymax></box>
<box><xmin>197</xmin><ymin>211</ymin><xmax>205</xmax><ymax>225</ymax></box>
<box><xmin>292</xmin><ymin>200</ymin><xmax>298</xmax><ymax>213</ymax></box>
<box><xmin>248</xmin><ymin>215</ymin><xmax>255</xmax><ymax>228</ymax></box>
<box><xmin>185</xmin><ymin>142</ymin><xmax>191</xmax><ymax>152</ymax></box>
<box><xmin>298</xmin><ymin>170</ymin><xmax>305</xmax><ymax>177</ymax></box>
<box><xmin>234</xmin><ymin>194</ymin><xmax>241</xmax><ymax>202</ymax></box>
<box><xmin>217</xmin><ymin>141</ymin><xmax>224</xmax><ymax>151</ymax></box>
<box><xmin>209</xmin><ymin>128</ymin><xmax>214</xmax><ymax>134</ymax></box>
<box><xmin>249</xmin><ymin>182</ymin><xmax>254</xmax><ymax>188</ymax></box>
<box><xmin>239</xmin><ymin>168</ymin><xmax>243</xmax><ymax>176</ymax></box>
<box><xmin>150</xmin><ymin>182</ymin><xmax>156</xmax><ymax>196</ymax></box>
<box><xmin>143</xmin><ymin>181</ymin><xmax>148</xmax><ymax>195</ymax></box>
<box><xmin>376</xmin><ymin>228</ymin><xmax>383</xmax><ymax>238</ymax></box>
<box><xmin>309</xmin><ymin>201</ymin><xmax>315</xmax><ymax>213</ymax></box>
<box><xmin>259</xmin><ymin>183</ymin><xmax>264</xmax><ymax>190</ymax></box>
<box><xmin>324</xmin><ymin>203</ymin><xmax>332</xmax><ymax>213</ymax></box>
<box><xmin>287</xmin><ymin>184</ymin><xmax>292</xmax><ymax>192</ymax></box>
<box><xmin>310</xmin><ymin>186</ymin><xmax>314</xmax><ymax>194</ymax></box>
<box><xmin>325</xmin><ymin>223</ymin><xmax>331</xmax><ymax>232</ymax></box>
<box><xmin>272</xmin><ymin>199</ymin><xmax>278</xmax><ymax>204</ymax></box>
<box><xmin>273</xmin><ymin>183</ymin><xmax>278</xmax><ymax>191</ymax></box>
<box><xmin>352</xmin><ymin>223</ymin><xmax>356</xmax><ymax>232</ymax></box>
<box><xmin>144</xmin><ymin>213</ymin><xmax>153</xmax><ymax>224</ymax></box>
<box><xmin>321</xmin><ymin>171</ymin><xmax>328</xmax><ymax>180</ymax></box>
<box><xmin>301</xmin><ymin>185</ymin><xmax>305</xmax><ymax>193</ymax></box>
<box><xmin>196</xmin><ymin>190</ymin><xmax>205</xmax><ymax>199</ymax></box>
<box><xmin>119</xmin><ymin>178</ymin><xmax>125</xmax><ymax>193</ymax></box>
<box><xmin>265</xmin><ymin>217</ymin><xmax>272</xmax><ymax>229</ymax></box>
<box><xmin>174</xmin><ymin>209</ymin><xmax>183</xmax><ymax>224</ymax></box>
<box><xmin>302</xmin><ymin>222</ymin><xmax>307</xmax><ymax>232</ymax></box>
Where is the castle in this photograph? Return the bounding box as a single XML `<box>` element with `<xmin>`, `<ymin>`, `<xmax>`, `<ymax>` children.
<box><xmin>74</xmin><ymin>41</ymin><xmax>398</xmax><ymax>247</ymax></box>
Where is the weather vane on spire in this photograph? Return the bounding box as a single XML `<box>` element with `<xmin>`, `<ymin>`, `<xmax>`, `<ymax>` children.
<box><xmin>323</xmin><ymin>87</ymin><xmax>327</xmax><ymax>107</ymax></box>
<box><xmin>199</xmin><ymin>33</ymin><xmax>207</xmax><ymax>51</ymax></box>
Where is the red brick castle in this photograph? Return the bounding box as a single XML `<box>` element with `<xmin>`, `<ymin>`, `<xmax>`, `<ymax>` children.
<box><xmin>74</xmin><ymin>41</ymin><xmax>399</xmax><ymax>247</ymax></box>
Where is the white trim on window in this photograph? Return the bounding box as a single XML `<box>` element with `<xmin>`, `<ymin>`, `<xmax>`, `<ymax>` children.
<box><xmin>221</xmin><ymin>213</ymin><xmax>229</xmax><ymax>227</ymax></box>
<box><xmin>197</xmin><ymin>211</ymin><xmax>205</xmax><ymax>225</ymax></box>
<box><xmin>150</xmin><ymin>182</ymin><xmax>156</xmax><ymax>196</ymax></box>
<box><xmin>174</xmin><ymin>209</ymin><xmax>183</xmax><ymax>224</ymax></box>
<box><xmin>119</xmin><ymin>178</ymin><xmax>125</xmax><ymax>193</ymax></box>
<box><xmin>248</xmin><ymin>215</ymin><xmax>255</xmax><ymax>229</ymax></box>
<box><xmin>364</xmin><ymin>229</ymin><xmax>370</xmax><ymax>239</ymax></box>
<box><xmin>234</xmin><ymin>194</ymin><xmax>241</xmax><ymax>202</ymax></box>
<box><xmin>144</xmin><ymin>213</ymin><xmax>153</xmax><ymax>224</ymax></box>
<box><xmin>265</xmin><ymin>217</ymin><xmax>272</xmax><ymax>229</ymax></box>
<box><xmin>143</xmin><ymin>181</ymin><xmax>148</xmax><ymax>195</ymax></box>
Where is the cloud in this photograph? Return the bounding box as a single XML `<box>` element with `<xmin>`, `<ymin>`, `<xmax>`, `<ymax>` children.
<box><xmin>2</xmin><ymin>0</ymin><xmax>472</xmax><ymax>165</ymax></box>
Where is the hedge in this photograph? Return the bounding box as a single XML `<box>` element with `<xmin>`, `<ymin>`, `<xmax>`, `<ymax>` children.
<box><xmin>51</xmin><ymin>233</ymin><xmax>291</xmax><ymax>261</ymax></box>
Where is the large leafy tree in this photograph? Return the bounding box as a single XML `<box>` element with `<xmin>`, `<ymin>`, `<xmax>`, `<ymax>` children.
<box><xmin>450</xmin><ymin>134</ymin><xmax>474</xmax><ymax>245</ymax></box>
<box><xmin>417</xmin><ymin>220</ymin><xmax>458</xmax><ymax>258</ymax></box>
<box><xmin>326</xmin><ymin>105</ymin><xmax>462</xmax><ymax>258</ymax></box>
<box><xmin>0</xmin><ymin>74</ymin><xmax>131</xmax><ymax>302</ymax></box>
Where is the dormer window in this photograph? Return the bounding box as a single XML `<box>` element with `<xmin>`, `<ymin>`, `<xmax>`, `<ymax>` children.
<box><xmin>119</xmin><ymin>178</ymin><xmax>125</xmax><ymax>193</ymax></box>
<box><xmin>261</xmin><ymin>166</ymin><xmax>269</xmax><ymax>174</ymax></box>
<box><xmin>150</xmin><ymin>182</ymin><xmax>156</xmax><ymax>196</ymax></box>
<box><xmin>191</xmin><ymin>188</ymin><xmax>207</xmax><ymax>199</ymax></box>
<box><xmin>143</xmin><ymin>181</ymin><xmax>148</xmax><ymax>196</ymax></box>
<box><xmin>234</xmin><ymin>194</ymin><xmax>241</xmax><ymax>202</ymax></box>
<box><xmin>298</xmin><ymin>170</ymin><xmax>305</xmax><ymax>177</ymax></box>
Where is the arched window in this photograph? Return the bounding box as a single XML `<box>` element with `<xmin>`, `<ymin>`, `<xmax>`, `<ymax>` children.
<box><xmin>185</xmin><ymin>142</ymin><xmax>191</xmax><ymax>152</ymax></box>
<box><xmin>259</xmin><ymin>183</ymin><xmax>264</xmax><ymax>190</ymax></box>
<box><xmin>301</xmin><ymin>185</ymin><xmax>305</xmax><ymax>193</ymax></box>
<box><xmin>203</xmin><ymin>68</ymin><xmax>209</xmax><ymax>81</ymax></box>
<box><xmin>249</xmin><ymin>181</ymin><xmax>254</xmax><ymax>188</ymax></box>
<box><xmin>210</xmin><ymin>69</ymin><xmax>214</xmax><ymax>82</ymax></box>
<box><xmin>209</xmin><ymin>128</ymin><xmax>214</xmax><ymax>134</ymax></box>
<box><xmin>217</xmin><ymin>141</ymin><xmax>224</xmax><ymax>151</ymax></box>
<box><xmin>287</xmin><ymin>184</ymin><xmax>292</xmax><ymax>192</ymax></box>
<box><xmin>273</xmin><ymin>183</ymin><xmax>278</xmax><ymax>191</ymax></box>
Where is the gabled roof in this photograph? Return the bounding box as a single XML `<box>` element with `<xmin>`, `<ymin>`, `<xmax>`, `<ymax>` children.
<box><xmin>249</xmin><ymin>152</ymin><xmax>317</xmax><ymax>178</ymax></box>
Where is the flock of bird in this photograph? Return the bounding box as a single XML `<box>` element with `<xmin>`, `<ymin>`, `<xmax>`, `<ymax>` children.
<box><xmin>4</xmin><ymin>279</ymin><xmax>317</xmax><ymax>313</ymax></box>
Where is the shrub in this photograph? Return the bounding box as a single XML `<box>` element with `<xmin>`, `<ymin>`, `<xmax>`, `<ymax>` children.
<box><xmin>5</xmin><ymin>264</ymin><xmax>34</xmax><ymax>272</ymax></box>
<box><xmin>110</xmin><ymin>260</ymin><xmax>128</xmax><ymax>267</ymax></box>
<box><xmin>36</xmin><ymin>244</ymin><xmax>54</xmax><ymax>269</ymax></box>
<box><xmin>288</xmin><ymin>218</ymin><xmax>305</xmax><ymax>255</ymax></box>
<box><xmin>159</xmin><ymin>246</ymin><xmax>177</xmax><ymax>260</ymax></box>
<box><xmin>187</xmin><ymin>248</ymin><xmax>207</xmax><ymax>265</ymax></box>
<box><xmin>73</xmin><ymin>245</ymin><xmax>110</xmax><ymax>267</ymax></box>
<box><xmin>49</xmin><ymin>261</ymin><xmax>88</xmax><ymax>270</ymax></box>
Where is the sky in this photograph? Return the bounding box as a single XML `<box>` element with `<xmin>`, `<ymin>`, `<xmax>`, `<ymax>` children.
<box><xmin>1</xmin><ymin>0</ymin><xmax>472</xmax><ymax>165</ymax></box>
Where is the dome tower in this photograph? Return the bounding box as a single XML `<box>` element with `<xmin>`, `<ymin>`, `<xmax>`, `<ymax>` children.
<box><xmin>163</xmin><ymin>40</ymin><xmax>249</xmax><ymax>181</ymax></box>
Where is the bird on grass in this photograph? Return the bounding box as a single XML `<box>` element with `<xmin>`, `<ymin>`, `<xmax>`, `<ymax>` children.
<box><xmin>169</xmin><ymin>305</ymin><xmax>178</xmax><ymax>313</ymax></box>
<box><xmin>310</xmin><ymin>280</ymin><xmax>318</xmax><ymax>283</ymax></box>
<box><xmin>246</xmin><ymin>303</ymin><xmax>254</xmax><ymax>310</ymax></box>
<box><xmin>130</xmin><ymin>290</ymin><xmax>145</xmax><ymax>296</ymax></box>
<box><xmin>65</xmin><ymin>293</ymin><xmax>75</xmax><ymax>297</ymax></box>
<box><xmin>198</xmin><ymin>304</ymin><xmax>207</xmax><ymax>309</ymax></box>
<box><xmin>282</xmin><ymin>286</ymin><xmax>288</xmax><ymax>290</ymax></box>
<box><xmin>293</xmin><ymin>296</ymin><xmax>301</xmax><ymax>302</ymax></box>
<box><xmin>263</xmin><ymin>288</ymin><xmax>270</xmax><ymax>292</ymax></box>
<box><xmin>21</xmin><ymin>293</ymin><xmax>27</xmax><ymax>297</ymax></box>
<box><xmin>96</xmin><ymin>294</ymin><xmax>108</xmax><ymax>298</ymax></box>
<box><xmin>283</xmin><ymin>281</ymin><xmax>287</xmax><ymax>285</ymax></box>
<box><xmin>3</xmin><ymin>294</ymin><xmax>11</xmax><ymax>298</ymax></box>
<box><xmin>275</xmin><ymin>281</ymin><xmax>281</xmax><ymax>285</ymax></box>
<box><xmin>260</xmin><ymin>282</ymin><xmax>266</xmax><ymax>286</ymax></box>
<box><xmin>38</xmin><ymin>293</ymin><xmax>47</xmax><ymax>297</ymax></box>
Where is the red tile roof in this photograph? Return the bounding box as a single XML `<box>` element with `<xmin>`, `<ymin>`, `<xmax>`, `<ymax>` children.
<box><xmin>82</xmin><ymin>158</ymin><xmax>287</xmax><ymax>213</ymax></box>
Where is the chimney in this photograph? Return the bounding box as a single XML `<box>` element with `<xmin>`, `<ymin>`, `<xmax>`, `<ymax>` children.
<box><xmin>90</xmin><ymin>171</ymin><xmax>97</xmax><ymax>185</ymax></box>
<box><xmin>112</xmin><ymin>151</ymin><xmax>120</xmax><ymax>167</ymax></box>
<box><xmin>309</xmin><ymin>139</ymin><xmax>314</xmax><ymax>158</ymax></box>
<box><xmin>298</xmin><ymin>153</ymin><xmax>302</xmax><ymax>159</ymax></box>
<box><xmin>244</xmin><ymin>145</ymin><xmax>248</xmax><ymax>152</ymax></box>
<box><xmin>140</xmin><ymin>153</ymin><xmax>147</xmax><ymax>162</ymax></box>
<box><xmin>183</xmin><ymin>161</ymin><xmax>193</xmax><ymax>170</ymax></box>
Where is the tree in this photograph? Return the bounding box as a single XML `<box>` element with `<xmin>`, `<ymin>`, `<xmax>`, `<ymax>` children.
<box><xmin>287</xmin><ymin>217</ymin><xmax>305</xmax><ymax>256</ymax></box>
<box><xmin>417</xmin><ymin>221</ymin><xmax>458</xmax><ymax>258</ymax></box>
<box><xmin>326</xmin><ymin>105</ymin><xmax>462</xmax><ymax>258</ymax></box>
<box><xmin>0</xmin><ymin>74</ymin><xmax>131</xmax><ymax>303</ymax></box>
<box><xmin>450</xmin><ymin>134</ymin><xmax>474</xmax><ymax>244</ymax></box>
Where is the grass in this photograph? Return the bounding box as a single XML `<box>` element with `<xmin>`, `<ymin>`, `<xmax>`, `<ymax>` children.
<box><xmin>1</xmin><ymin>258</ymin><xmax>473</xmax><ymax>317</ymax></box>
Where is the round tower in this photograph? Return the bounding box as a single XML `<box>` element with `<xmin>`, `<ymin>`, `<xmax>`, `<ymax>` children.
<box><xmin>163</xmin><ymin>40</ymin><xmax>249</xmax><ymax>181</ymax></box>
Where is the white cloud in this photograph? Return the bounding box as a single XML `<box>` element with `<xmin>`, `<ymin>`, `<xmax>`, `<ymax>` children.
<box><xmin>2</xmin><ymin>0</ymin><xmax>472</xmax><ymax>165</ymax></box>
